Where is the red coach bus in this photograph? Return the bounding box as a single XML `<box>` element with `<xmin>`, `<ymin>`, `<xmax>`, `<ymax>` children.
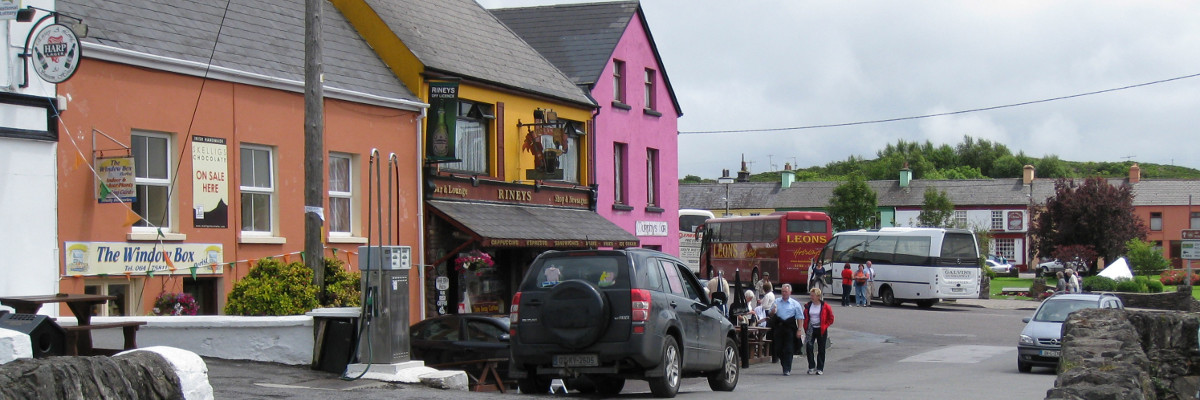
<box><xmin>699</xmin><ymin>211</ymin><xmax>832</xmax><ymax>288</ymax></box>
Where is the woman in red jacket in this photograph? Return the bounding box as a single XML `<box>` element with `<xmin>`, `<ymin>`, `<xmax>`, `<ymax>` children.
<box><xmin>803</xmin><ymin>287</ymin><xmax>834</xmax><ymax>375</ymax></box>
<box><xmin>839</xmin><ymin>263</ymin><xmax>853</xmax><ymax>307</ymax></box>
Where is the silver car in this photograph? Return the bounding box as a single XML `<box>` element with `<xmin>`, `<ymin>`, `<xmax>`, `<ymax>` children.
<box><xmin>985</xmin><ymin>259</ymin><xmax>1016</xmax><ymax>277</ymax></box>
<box><xmin>1017</xmin><ymin>293</ymin><xmax>1123</xmax><ymax>372</ymax></box>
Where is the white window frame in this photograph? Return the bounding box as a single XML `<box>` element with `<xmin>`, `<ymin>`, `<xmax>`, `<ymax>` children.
<box><xmin>644</xmin><ymin>68</ymin><xmax>656</xmax><ymax>110</ymax></box>
<box><xmin>953</xmin><ymin>210</ymin><xmax>967</xmax><ymax>228</ymax></box>
<box><xmin>613</xmin><ymin>59</ymin><xmax>626</xmax><ymax>103</ymax></box>
<box><xmin>993</xmin><ymin>238</ymin><xmax>1016</xmax><ymax>261</ymax></box>
<box><xmin>646</xmin><ymin>148</ymin><xmax>658</xmax><ymax>207</ymax></box>
<box><xmin>991</xmin><ymin>210</ymin><xmax>1004</xmax><ymax>230</ymax></box>
<box><xmin>131</xmin><ymin>131</ymin><xmax>175</xmax><ymax>235</ymax></box>
<box><xmin>1192</xmin><ymin>212</ymin><xmax>1200</xmax><ymax>230</ymax></box>
<box><xmin>240</xmin><ymin>144</ymin><xmax>276</xmax><ymax>238</ymax></box>
<box><xmin>328</xmin><ymin>153</ymin><xmax>355</xmax><ymax>237</ymax></box>
<box><xmin>442</xmin><ymin>101</ymin><xmax>490</xmax><ymax>175</ymax></box>
<box><xmin>1150</xmin><ymin>212</ymin><xmax>1162</xmax><ymax>231</ymax></box>
<box><xmin>614</xmin><ymin>143</ymin><xmax>627</xmax><ymax>204</ymax></box>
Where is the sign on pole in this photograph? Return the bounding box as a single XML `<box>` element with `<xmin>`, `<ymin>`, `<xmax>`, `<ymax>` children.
<box><xmin>1181</xmin><ymin>230</ymin><xmax>1200</xmax><ymax>260</ymax></box>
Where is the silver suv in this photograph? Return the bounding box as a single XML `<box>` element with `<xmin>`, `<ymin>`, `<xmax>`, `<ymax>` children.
<box><xmin>1017</xmin><ymin>293</ymin><xmax>1123</xmax><ymax>372</ymax></box>
<box><xmin>508</xmin><ymin>249</ymin><xmax>739</xmax><ymax>397</ymax></box>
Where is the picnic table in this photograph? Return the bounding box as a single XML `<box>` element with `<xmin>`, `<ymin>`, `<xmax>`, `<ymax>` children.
<box><xmin>0</xmin><ymin>293</ymin><xmax>146</xmax><ymax>356</ymax></box>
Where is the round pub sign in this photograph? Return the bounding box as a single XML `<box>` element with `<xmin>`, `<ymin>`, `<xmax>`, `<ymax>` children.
<box><xmin>31</xmin><ymin>23</ymin><xmax>81</xmax><ymax>84</ymax></box>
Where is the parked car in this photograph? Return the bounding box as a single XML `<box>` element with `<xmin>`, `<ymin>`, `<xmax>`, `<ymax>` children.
<box><xmin>985</xmin><ymin>259</ymin><xmax>1017</xmax><ymax>277</ymax></box>
<box><xmin>410</xmin><ymin>313</ymin><xmax>510</xmax><ymax>378</ymax></box>
<box><xmin>509</xmin><ymin>248</ymin><xmax>739</xmax><ymax>398</ymax></box>
<box><xmin>1017</xmin><ymin>293</ymin><xmax>1123</xmax><ymax>372</ymax></box>
<box><xmin>1036</xmin><ymin>258</ymin><xmax>1088</xmax><ymax>277</ymax></box>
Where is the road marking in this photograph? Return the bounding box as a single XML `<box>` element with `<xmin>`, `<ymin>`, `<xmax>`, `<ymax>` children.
<box><xmin>899</xmin><ymin>345</ymin><xmax>1012</xmax><ymax>364</ymax></box>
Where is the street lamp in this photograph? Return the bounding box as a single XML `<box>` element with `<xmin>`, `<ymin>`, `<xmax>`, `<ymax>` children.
<box><xmin>718</xmin><ymin>177</ymin><xmax>734</xmax><ymax>216</ymax></box>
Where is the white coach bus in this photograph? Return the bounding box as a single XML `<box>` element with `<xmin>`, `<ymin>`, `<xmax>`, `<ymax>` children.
<box><xmin>678</xmin><ymin>209</ymin><xmax>714</xmax><ymax>273</ymax></box>
<box><xmin>816</xmin><ymin>227</ymin><xmax>981</xmax><ymax>308</ymax></box>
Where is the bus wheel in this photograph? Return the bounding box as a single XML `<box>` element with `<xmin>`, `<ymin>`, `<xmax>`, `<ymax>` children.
<box><xmin>880</xmin><ymin>287</ymin><xmax>898</xmax><ymax>307</ymax></box>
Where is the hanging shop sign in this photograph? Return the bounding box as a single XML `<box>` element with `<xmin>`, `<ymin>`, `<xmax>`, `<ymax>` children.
<box><xmin>31</xmin><ymin>23</ymin><xmax>81</xmax><ymax>84</ymax></box>
<box><xmin>192</xmin><ymin>136</ymin><xmax>229</xmax><ymax>228</ymax></box>
<box><xmin>425</xmin><ymin>81</ymin><xmax>459</xmax><ymax>162</ymax></box>
<box><xmin>63</xmin><ymin>241</ymin><xmax>224</xmax><ymax>276</ymax></box>
<box><xmin>96</xmin><ymin>156</ymin><xmax>135</xmax><ymax>203</ymax></box>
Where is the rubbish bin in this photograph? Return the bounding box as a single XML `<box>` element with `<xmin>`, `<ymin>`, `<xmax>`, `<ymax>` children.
<box><xmin>307</xmin><ymin>307</ymin><xmax>361</xmax><ymax>373</ymax></box>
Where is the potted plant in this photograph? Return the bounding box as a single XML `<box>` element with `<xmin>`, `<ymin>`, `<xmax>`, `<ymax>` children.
<box><xmin>152</xmin><ymin>292</ymin><xmax>199</xmax><ymax>316</ymax></box>
<box><xmin>455</xmin><ymin>250</ymin><xmax>494</xmax><ymax>276</ymax></box>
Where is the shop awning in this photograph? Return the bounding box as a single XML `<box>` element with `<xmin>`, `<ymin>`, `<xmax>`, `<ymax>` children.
<box><xmin>428</xmin><ymin>200</ymin><xmax>640</xmax><ymax>248</ymax></box>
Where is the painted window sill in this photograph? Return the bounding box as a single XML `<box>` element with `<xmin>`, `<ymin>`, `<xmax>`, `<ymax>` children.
<box><xmin>238</xmin><ymin>235</ymin><xmax>287</xmax><ymax>244</ymax></box>
<box><xmin>612</xmin><ymin>204</ymin><xmax>635</xmax><ymax>211</ymax></box>
<box><xmin>645</xmin><ymin>206</ymin><xmax>665</xmax><ymax>213</ymax></box>
<box><xmin>127</xmin><ymin>231</ymin><xmax>186</xmax><ymax>242</ymax></box>
<box><xmin>327</xmin><ymin>236</ymin><xmax>368</xmax><ymax>244</ymax></box>
<box><xmin>643</xmin><ymin>108</ymin><xmax>662</xmax><ymax>117</ymax></box>
<box><xmin>611</xmin><ymin>101</ymin><xmax>632</xmax><ymax>111</ymax></box>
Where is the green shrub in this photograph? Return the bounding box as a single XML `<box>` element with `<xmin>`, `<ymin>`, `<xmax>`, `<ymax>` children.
<box><xmin>1125</xmin><ymin>238</ymin><xmax>1170</xmax><ymax>276</ymax></box>
<box><xmin>1146</xmin><ymin>280</ymin><xmax>1164</xmax><ymax>293</ymax></box>
<box><xmin>1082</xmin><ymin>276</ymin><xmax>1117</xmax><ymax>292</ymax></box>
<box><xmin>322</xmin><ymin>257</ymin><xmax>361</xmax><ymax>307</ymax></box>
<box><xmin>1114</xmin><ymin>279</ymin><xmax>1146</xmax><ymax>293</ymax></box>
<box><xmin>982</xmin><ymin>264</ymin><xmax>997</xmax><ymax>279</ymax></box>
<box><xmin>225</xmin><ymin>258</ymin><xmax>320</xmax><ymax>316</ymax></box>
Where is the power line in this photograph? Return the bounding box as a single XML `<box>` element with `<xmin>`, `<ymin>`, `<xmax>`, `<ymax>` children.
<box><xmin>679</xmin><ymin>72</ymin><xmax>1200</xmax><ymax>135</ymax></box>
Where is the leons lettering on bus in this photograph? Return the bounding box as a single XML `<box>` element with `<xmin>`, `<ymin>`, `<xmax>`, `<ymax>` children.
<box><xmin>714</xmin><ymin>243</ymin><xmax>744</xmax><ymax>258</ymax></box>
<box><xmin>786</xmin><ymin>235</ymin><xmax>829</xmax><ymax>244</ymax></box>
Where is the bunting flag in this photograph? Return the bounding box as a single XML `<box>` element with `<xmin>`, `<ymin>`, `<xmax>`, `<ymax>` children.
<box><xmin>73</xmin><ymin>152</ymin><xmax>86</xmax><ymax>169</ymax></box>
<box><xmin>208</xmin><ymin>262</ymin><xmax>217</xmax><ymax>272</ymax></box>
<box><xmin>331</xmin><ymin>248</ymin><xmax>338</xmax><ymax>255</ymax></box>
<box><xmin>123</xmin><ymin>272</ymin><xmax>132</xmax><ymax>280</ymax></box>
<box><xmin>123</xmin><ymin>209</ymin><xmax>142</xmax><ymax>227</ymax></box>
<box><xmin>98</xmin><ymin>182</ymin><xmax>112</xmax><ymax>200</ymax></box>
<box><xmin>147</xmin><ymin>269</ymin><xmax>155</xmax><ymax>278</ymax></box>
<box><xmin>250</xmin><ymin>259</ymin><xmax>258</xmax><ymax>269</ymax></box>
<box><xmin>98</xmin><ymin>273</ymin><xmax>108</xmax><ymax>278</ymax></box>
<box><xmin>299</xmin><ymin>252</ymin><xmax>305</xmax><ymax>263</ymax></box>
<box><xmin>163</xmin><ymin>252</ymin><xmax>176</xmax><ymax>269</ymax></box>
<box><xmin>189</xmin><ymin>266</ymin><xmax>198</xmax><ymax>280</ymax></box>
<box><xmin>282</xmin><ymin>253</ymin><xmax>290</xmax><ymax>263</ymax></box>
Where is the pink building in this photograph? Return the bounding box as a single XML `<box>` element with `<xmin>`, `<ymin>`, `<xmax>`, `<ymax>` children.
<box><xmin>494</xmin><ymin>1</ymin><xmax>684</xmax><ymax>254</ymax></box>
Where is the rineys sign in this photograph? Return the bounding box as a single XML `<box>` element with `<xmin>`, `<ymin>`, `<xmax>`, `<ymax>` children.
<box><xmin>31</xmin><ymin>23</ymin><xmax>81</xmax><ymax>84</ymax></box>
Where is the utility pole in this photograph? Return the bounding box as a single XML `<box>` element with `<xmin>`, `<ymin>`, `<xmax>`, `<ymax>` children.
<box><xmin>304</xmin><ymin>0</ymin><xmax>325</xmax><ymax>290</ymax></box>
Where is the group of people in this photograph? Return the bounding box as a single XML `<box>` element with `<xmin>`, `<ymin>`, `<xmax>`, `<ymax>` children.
<box><xmin>838</xmin><ymin>262</ymin><xmax>875</xmax><ymax>307</ymax></box>
<box><xmin>738</xmin><ymin>275</ymin><xmax>835</xmax><ymax>377</ymax></box>
<box><xmin>1055</xmin><ymin>269</ymin><xmax>1082</xmax><ymax>293</ymax></box>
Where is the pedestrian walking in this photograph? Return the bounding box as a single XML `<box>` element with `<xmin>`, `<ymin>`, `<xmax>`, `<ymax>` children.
<box><xmin>853</xmin><ymin>264</ymin><xmax>869</xmax><ymax>306</ymax></box>
<box><xmin>803</xmin><ymin>287</ymin><xmax>834</xmax><ymax>375</ymax></box>
<box><xmin>771</xmin><ymin>283</ymin><xmax>803</xmax><ymax>376</ymax></box>
<box><xmin>864</xmin><ymin>261</ymin><xmax>876</xmax><ymax>307</ymax></box>
<box><xmin>840</xmin><ymin>263</ymin><xmax>853</xmax><ymax>307</ymax></box>
<box><xmin>809</xmin><ymin>261</ymin><xmax>827</xmax><ymax>293</ymax></box>
<box><xmin>1054</xmin><ymin>271</ymin><xmax>1067</xmax><ymax>293</ymax></box>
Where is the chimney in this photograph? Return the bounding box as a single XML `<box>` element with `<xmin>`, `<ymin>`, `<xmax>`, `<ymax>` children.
<box><xmin>781</xmin><ymin>170</ymin><xmax>795</xmax><ymax>189</ymax></box>
<box><xmin>1022</xmin><ymin>165</ymin><xmax>1035</xmax><ymax>185</ymax></box>
<box><xmin>736</xmin><ymin>154</ymin><xmax>751</xmax><ymax>182</ymax></box>
<box><xmin>1129</xmin><ymin>163</ymin><xmax>1140</xmax><ymax>184</ymax></box>
<box><xmin>899</xmin><ymin>162</ymin><xmax>912</xmax><ymax>188</ymax></box>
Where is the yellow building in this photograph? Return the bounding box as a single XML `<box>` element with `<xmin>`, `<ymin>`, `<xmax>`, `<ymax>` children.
<box><xmin>334</xmin><ymin>0</ymin><xmax>638</xmax><ymax>318</ymax></box>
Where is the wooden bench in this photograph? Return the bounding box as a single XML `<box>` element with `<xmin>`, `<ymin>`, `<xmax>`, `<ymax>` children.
<box><xmin>428</xmin><ymin>358</ymin><xmax>510</xmax><ymax>393</ymax></box>
<box><xmin>62</xmin><ymin>321</ymin><xmax>148</xmax><ymax>356</ymax></box>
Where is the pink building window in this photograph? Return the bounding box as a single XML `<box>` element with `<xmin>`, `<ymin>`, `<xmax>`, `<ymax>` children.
<box><xmin>614</xmin><ymin>143</ymin><xmax>627</xmax><ymax>205</ymax></box>
<box><xmin>613</xmin><ymin>60</ymin><xmax>626</xmax><ymax>104</ymax></box>
<box><xmin>644</xmin><ymin>68</ymin><xmax>656</xmax><ymax>111</ymax></box>
<box><xmin>646</xmin><ymin>148</ymin><xmax>659</xmax><ymax>207</ymax></box>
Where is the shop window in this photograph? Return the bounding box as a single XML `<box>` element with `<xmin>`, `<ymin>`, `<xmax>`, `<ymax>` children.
<box><xmin>131</xmin><ymin>132</ymin><xmax>172</xmax><ymax>231</ymax></box>
<box><xmin>240</xmin><ymin>145</ymin><xmax>275</xmax><ymax>235</ymax></box>
<box><xmin>556</xmin><ymin>120</ymin><xmax>584</xmax><ymax>184</ymax></box>
<box><xmin>1150</xmin><ymin>212</ymin><xmax>1162</xmax><ymax>231</ymax></box>
<box><xmin>84</xmin><ymin>280</ymin><xmax>135</xmax><ymax>316</ymax></box>
<box><xmin>442</xmin><ymin>101</ymin><xmax>492</xmax><ymax>174</ymax></box>
<box><xmin>328</xmin><ymin>153</ymin><xmax>355</xmax><ymax>235</ymax></box>
<box><xmin>993</xmin><ymin>238</ymin><xmax>1016</xmax><ymax>261</ymax></box>
<box><xmin>614</xmin><ymin>143</ymin><xmax>627</xmax><ymax>205</ymax></box>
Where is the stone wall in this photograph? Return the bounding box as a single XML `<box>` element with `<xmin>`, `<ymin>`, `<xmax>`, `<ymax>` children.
<box><xmin>1046</xmin><ymin>308</ymin><xmax>1200</xmax><ymax>400</ymax></box>
<box><xmin>1111</xmin><ymin>285</ymin><xmax>1200</xmax><ymax>312</ymax></box>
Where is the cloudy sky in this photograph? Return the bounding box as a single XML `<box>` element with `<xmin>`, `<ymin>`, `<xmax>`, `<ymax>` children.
<box><xmin>479</xmin><ymin>1</ymin><xmax>1200</xmax><ymax>179</ymax></box>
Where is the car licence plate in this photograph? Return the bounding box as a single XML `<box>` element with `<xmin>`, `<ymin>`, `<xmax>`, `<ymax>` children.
<box><xmin>553</xmin><ymin>354</ymin><xmax>599</xmax><ymax>367</ymax></box>
<box><xmin>1040</xmin><ymin>350</ymin><xmax>1060</xmax><ymax>357</ymax></box>
<box><xmin>951</xmin><ymin>288</ymin><xmax>965</xmax><ymax>293</ymax></box>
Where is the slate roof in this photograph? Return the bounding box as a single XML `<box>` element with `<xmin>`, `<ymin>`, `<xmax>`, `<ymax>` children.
<box><xmin>58</xmin><ymin>0</ymin><xmax>418</xmax><ymax>103</ymax></box>
<box><xmin>362</xmin><ymin>0</ymin><xmax>594</xmax><ymax>108</ymax></box>
<box><xmin>492</xmin><ymin>1</ymin><xmax>683</xmax><ymax>115</ymax></box>
<box><xmin>680</xmin><ymin>178</ymin><xmax>1200</xmax><ymax>210</ymax></box>
<box><xmin>428</xmin><ymin>200</ymin><xmax>639</xmax><ymax>243</ymax></box>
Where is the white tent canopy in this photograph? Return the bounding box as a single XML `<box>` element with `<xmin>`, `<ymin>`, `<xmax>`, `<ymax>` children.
<box><xmin>1099</xmin><ymin>257</ymin><xmax>1134</xmax><ymax>280</ymax></box>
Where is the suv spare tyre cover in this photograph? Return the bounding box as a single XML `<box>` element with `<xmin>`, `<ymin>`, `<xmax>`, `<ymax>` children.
<box><xmin>543</xmin><ymin>280</ymin><xmax>611</xmax><ymax>349</ymax></box>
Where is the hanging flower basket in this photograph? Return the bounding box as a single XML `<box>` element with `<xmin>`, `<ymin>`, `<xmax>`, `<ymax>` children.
<box><xmin>152</xmin><ymin>292</ymin><xmax>199</xmax><ymax>316</ymax></box>
<box><xmin>455</xmin><ymin>250</ymin><xmax>495</xmax><ymax>276</ymax></box>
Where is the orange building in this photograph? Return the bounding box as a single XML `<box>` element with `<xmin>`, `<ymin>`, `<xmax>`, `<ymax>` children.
<box><xmin>55</xmin><ymin>1</ymin><xmax>425</xmax><ymax>320</ymax></box>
